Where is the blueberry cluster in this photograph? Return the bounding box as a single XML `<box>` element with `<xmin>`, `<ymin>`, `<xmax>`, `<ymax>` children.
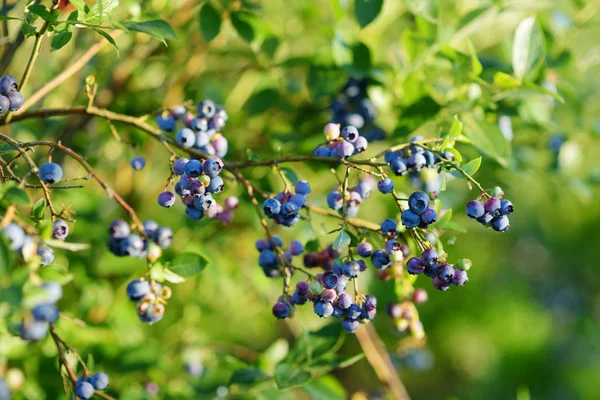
<box><xmin>256</xmin><ymin>236</ymin><xmax>304</xmax><ymax>278</ymax></box>
<box><xmin>126</xmin><ymin>279</ymin><xmax>171</xmax><ymax>325</ymax></box>
<box><xmin>159</xmin><ymin>156</ymin><xmax>225</xmax><ymax>222</ymax></box>
<box><xmin>156</xmin><ymin>99</ymin><xmax>229</xmax><ymax>158</ymax></box>
<box><xmin>406</xmin><ymin>249</ymin><xmax>469</xmax><ymax>291</ymax></box>
<box><xmin>354</xmin><ymin>222</ymin><xmax>407</xmax><ymax>272</ymax></box>
<box><xmin>303</xmin><ymin>244</ymin><xmax>343</xmax><ymax>270</ymax></box>
<box><xmin>107</xmin><ymin>219</ymin><xmax>172</xmax><ymax>258</ymax></box>
<box><xmin>313</xmin><ymin>125</ymin><xmax>368</xmax><ymax>158</ymax></box>
<box><xmin>326</xmin><ymin>176</ymin><xmax>375</xmax><ymax>217</ymax></box>
<box><xmin>273</xmin><ymin>268</ymin><xmax>377</xmax><ymax>333</ymax></box>
<box><xmin>1</xmin><ymin>222</ymin><xmax>67</xmax><ymax>266</ymax></box>
<box><xmin>384</xmin><ymin>137</ymin><xmax>454</xmax><ymax>177</ymax></box>
<box><xmin>74</xmin><ymin>372</ymin><xmax>109</xmax><ymax>399</ymax></box>
<box><xmin>466</xmin><ymin>196</ymin><xmax>513</xmax><ymax>232</ymax></box>
<box><xmin>263</xmin><ymin>180</ymin><xmax>311</xmax><ymax>227</ymax></box>
<box><xmin>401</xmin><ymin>192</ymin><xmax>437</xmax><ymax>229</ymax></box>
<box><xmin>386</xmin><ymin>301</ymin><xmax>425</xmax><ymax>339</ymax></box>
<box><xmin>38</xmin><ymin>162</ymin><xmax>63</xmax><ymax>184</ymax></box>
<box><xmin>330</xmin><ymin>78</ymin><xmax>385</xmax><ymax>141</ymax></box>
<box><xmin>0</xmin><ymin>75</ymin><xmax>24</xmax><ymax>113</ymax></box>
<box><xmin>19</xmin><ymin>282</ymin><xmax>62</xmax><ymax>341</ymax></box>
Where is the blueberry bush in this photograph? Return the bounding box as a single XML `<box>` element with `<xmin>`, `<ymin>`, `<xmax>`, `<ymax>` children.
<box><xmin>0</xmin><ymin>1</ymin><xmax>599</xmax><ymax>399</ymax></box>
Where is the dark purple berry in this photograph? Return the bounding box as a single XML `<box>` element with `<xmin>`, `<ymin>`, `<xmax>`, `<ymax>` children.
<box><xmin>437</xmin><ymin>264</ymin><xmax>455</xmax><ymax>283</ymax></box>
<box><xmin>484</xmin><ymin>197</ymin><xmax>501</xmax><ymax>215</ymax></box>
<box><xmin>346</xmin><ymin>304</ymin><xmax>362</xmax><ymax>320</ymax></box>
<box><xmin>420</xmin><ymin>208</ymin><xmax>437</xmax><ymax>227</ymax></box>
<box><xmin>466</xmin><ymin>200</ymin><xmax>485</xmax><ymax>219</ymax></box>
<box><xmin>272</xmin><ymin>301</ymin><xmax>291</xmax><ymax>319</ymax></box>
<box><xmin>420</xmin><ymin>249</ymin><xmax>438</xmax><ymax>266</ymax></box>
<box><xmin>452</xmin><ymin>269</ymin><xmax>469</xmax><ymax>286</ymax></box>
<box><xmin>157</xmin><ymin>191</ymin><xmax>176</xmax><ymax>208</ymax></box>
<box><xmin>432</xmin><ymin>275</ymin><xmax>450</xmax><ymax>291</ymax></box>
<box><xmin>342</xmin><ymin>261</ymin><xmax>361</xmax><ymax>278</ymax></box>
<box><xmin>363</xmin><ymin>295</ymin><xmax>377</xmax><ymax>311</ymax></box>
<box><xmin>407</xmin><ymin>257</ymin><xmax>425</xmax><ymax>274</ymax></box>
<box><xmin>337</xmin><ymin>293</ymin><xmax>352</xmax><ymax>309</ymax></box>
<box><xmin>356</xmin><ymin>242</ymin><xmax>373</xmax><ymax>257</ymax></box>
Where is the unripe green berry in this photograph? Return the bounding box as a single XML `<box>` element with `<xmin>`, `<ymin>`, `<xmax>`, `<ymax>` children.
<box><xmin>490</xmin><ymin>186</ymin><xmax>504</xmax><ymax>198</ymax></box>
<box><xmin>457</xmin><ymin>258</ymin><xmax>472</xmax><ymax>271</ymax></box>
<box><xmin>309</xmin><ymin>280</ymin><xmax>322</xmax><ymax>296</ymax></box>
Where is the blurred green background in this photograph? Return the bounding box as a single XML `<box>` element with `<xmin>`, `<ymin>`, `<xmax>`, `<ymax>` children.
<box><xmin>1</xmin><ymin>0</ymin><xmax>600</xmax><ymax>399</ymax></box>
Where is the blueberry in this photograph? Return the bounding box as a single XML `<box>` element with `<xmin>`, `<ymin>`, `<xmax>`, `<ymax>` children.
<box><xmin>259</xmin><ymin>250</ymin><xmax>278</xmax><ymax>268</ymax></box>
<box><xmin>477</xmin><ymin>213</ymin><xmax>493</xmax><ymax>225</ymax></box>
<box><xmin>380</xmin><ymin>219</ymin><xmax>397</xmax><ymax>236</ymax></box>
<box><xmin>321</xmin><ymin>271</ymin><xmax>338</xmax><ymax>289</ymax></box>
<box><xmin>38</xmin><ymin>162</ymin><xmax>63</xmax><ymax>184</ymax></box>
<box><xmin>208</xmin><ymin>115</ymin><xmax>226</xmax><ymax>132</ymax></box>
<box><xmin>406</xmin><ymin>257</ymin><xmax>425</xmax><ymax>274</ymax></box>
<box><xmin>0</xmin><ymin>75</ymin><xmax>18</xmax><ymax>95</ymax></box>
<box><xmin>432</xmin><ymin>275</ymin><xmax>450</xmax><ymax>291</ymax></box>
<box><xmin>153</xmin><ymin>226</ymin><xmax>173</xmax><ymax>248</ymax></box>
<box><xmin>295</xmin><ymin>180</ymin><xmax>311</xmax><ymax>195</ymax></box>
<box><xmin>390</xmin><ymin>158</ymin><xmax>408</xmax><ymax>176</ymax></box>
<box><xmin>371</xmin><ymin>250</ymin><xmax>390</xmax><ymax>270</ymax></box>
<box><xmin>2</xmin><ymin>223</ymin><xmax>25</xmax><ymax>250</ymax></box>
<box><xmin>255</xmin><ymin>239</ymin><xmax>270</xmax><ymax>251</ymax></box>
<box><xmin>37</xmin><ymin>245</ymin><xmax>54</xmax><ymax>266</ymax></box>
<box><xmin>420</xmin><ymin>208</ymin><xmax>437</xmax><ymax>227</ymax></box>
<box><xmin>384</xmin><ymin>151</ymin><xmax>399</xmax><ymax>163</ymax></box>
<box><xmin>412</xmin><ymin>288</ymin><xmax>428</xmax><ymax>304</ymax></box>
<box><xmin>188</xmin><ymin>180</ymin><xmax>206</xmax><ymax>196</ymax></box>
<box><xmin>207</xmin><ymin>176</ymin><xmax>224</xmax><ymax>193</ymax></box>
<box><xmin>7</xmin><ymin>92</ymin><xmax>22</xmax><ymax>112</ymax></box>
<box><xmin>289</xmin><ymin>194</ymin><xmax>306</xmax><ymax>208</ymax></box>
<box><xmin>337</xmin><ymin>293</ymin><xmax>352</xmax><ymax>310</ymax></box>
<box><xmin>272</xmin><ymin>235</ymin><xmax>283</xmax><ymax>248</ymax></box>
<box><xmin>364</xmin><ymin>295</ymin><xmax>377</xmax><ymax>311</ymax></box>
<box><xmin>353</xmin><ymin>136</ymin><xmax>368</xmax><ymax>153</ymax></box>
<box><xmin>386</xmin><ymin>303</ymin><xmax>403</xmax><ymax>318</ymax></box>
<box><xmin>327</xmin><ymin>191</ymin><xmax>343</xmax><ymax>210</ymax></box>
<box><xmin>127</xmin><ymin>280</ymin><xmax>151</xmax><ymax>301</ymax></box>
<box><xmin>341</xmin><ymin>126</ymin><xmax>359</xmax><ymax>142</ymax></box>
<box><xmin>0</xmin><ymin>95</ymin><xmax>9</xmax><ymax>114</ymax></box>
<box><xmin>89</xmin><ymin>372</ymin><xmax>109</xmax><ymax>390</ymax></box>
<box><xmin>138</xmin><ymin>303</ymin><xmax>165</xmax><ymax>325</ymax></box>
<box><xmin>195</xmin><ymin>132</ymin><xmax>210</xmax><ymax>148</ymax></box>
<box><xmin>75</xmin><ymin>378</ymin><xmax>95</xmax><ymax>399</ymax></box>
<box><xmin>423</xmin><ymin>263</ymin><xmax>440</xmax><ymax>278</ymax></box>
<box><xmin>42</xmin><ymin>281</ymin><xmax>62</xmax><ymax>303</ymax></box>
<box><xmin>452</xmin><ymin>269</ymin><xmax>469</xmax><ymax>286</ymax></box>
<box><xmin>313</xmin><ymin>146</ymin><xmax>332</xmax><ymax>157</ymax></box>
<box><xmin>193</xmin><ymin>194</ymin><xmax>213</xmax><ymax>210</ymax></box>
<box><xmin>466</xmin><ymin>200</ymin><xmax>484</xmax><ymax>219</ymax></box>
<box><xmin>296</xmin><ymin>281</ymin><xmax>310</xmax><ymax>295</ymax></box>
<box><xmin>176</xmin><ymin>128</ymin><xmax>196</xmax><ymax>148</ymax></box>
<box><xmin>437</xmin><ymin>264</ymin><xmax>455</xmax><ymax>283</ymax></box>
<box><xmin>314</xmin><ymin>301</ymin><xmax>334</xmax><ymax>318</ymax></box>
<box><xmin>52</xmin><ymin>220</ymin><xmax>69</xmax><ymax>240</ymax></box>
<box><xmin>336</xmin><ymin>141</ymin><xmax>355</xmax><ymax>158</ymax></box>
<box><xmin>156</xmin><ymin>111</ymin><xmax>176</xmax><ymax>132</ymax></box>
<box><xmin>346</xmin><ymin>303</ymin><xmax>362</xmax><ymax>320</ymax></box>
<box><xmin>130</xmin><ymin>156</ymin><xmax>146</xmax><ymax>171</ymax></box>
<box><xmin>377</xmin><ymin>178</ymin><xmax>394</xmax><ymax>194</ymax></box>
<box><xmin>423</xmin><ymin>151</ymin><xmax>436</xmax><ymax>168</ymax></box>
<box><xmin>356</xmin><ymin>242</ymin><xmax>373</xmax><ymax>257</ymax></box>
<box><xmin>362</xmin><ymin>307</ymin><xmax>376</xmax><ymax>320</ymax></box>
<box><xmin>289</xmin><ymin>240</ymin><xmax>304</xmax><ymax>256</ymax></box>
<box><xmin>384</xmin><ymin>240</ymin><xmax>401</xmax><ymax>255</ymax></box>
<box><xmin>32</xmin><ymin>303</ymin><xmax>59</xmax><ymax>323</ymax></box>
<box><xmin>408</xmin><ymin>153</ymin><xmax>427</xmax><ymax>171</ymax></box>
<box><xmin>441</xmin><ymin>150</ymin><xmax>454</xmax><ymax>161</ymax></box>
<box><xmin>280</xmin><ymin>201</ymin><xmax>299</xmax><ymax>218</ymax></box>
<box><xmin>121</xmin><ymin>235</ymin><xmax>145</xmax><ymax>257</ymax></box>
<box><xmin>342</xmin><ymin>318</ymin><xmax>360</xmax><ymax>333</ymax></box>
<box><xmin>19</xmin><ymin>320</ymin><xmax>48</xmax><ymax>341</ymax></box>
<box><xmin>212</xmin><ymin>135</ymin><xmax>229</xmax><ymax>158</ymax></box>
<box><xmin>173</xmin><ymin>158</ymin><xmax>189</xmax><ymax>175</ymax></box>
<box><xmin>157</xmin><ymin>191</ymin><xmax>176</xmax><ymax>208</ymax></box>
<box><xmin>491</xmin><ymin>215</ymin><xmax>510</xmax><ymax>232</ymax></box>
<box><xmin>0</xmin><ymin>379</ymin><xmax>10</xmax><ymax>400</ymax></box>
<box><xmin>484</xmin><ymin>197</ymin><xmax>501</xmax><ymax>215</ymax></box>
<box><xmin>321</xmin><ymin>289</ymin><xmax>337</xmax><ymax>303</ymax></box>
<box><xmin>500</xmin><ymin>199</ymin><xmax>513</xmax><ymax>215</ymax></box>
<box><xmin>272</xmin><ymin>301</ymin><xmax>291</xmax><ymax>319</ymax></box>
<box><xmin>335</xmin><ymin>276</ymin><xmax>349</xmax><ymax>294</ymax></box>
<box><xmin>263</xmin><ymin>198</ymin><xmax>281</xmax><ymax>217</ymax></box>
<box><xmin>342</xmin><ymin>261</ymin><xmax>361</xmax><ymax>278</ymax></box>
<box><xmin>292</xmin><ymin>292</ymin><xmax>308</xmax><ymax>305</ymax></box>
<box><xmin>184</xmin><ymin>160</ymin><xmax>203</xmax><ymax>177</ymax></box>
<box><xmin>198</xmin><ymin>100</ymin><xmax>216</xmax><ymax>119</ymax></box>
<box><xmin>401</xmin><ymin>209</ymin><xmax>421</xmax><ymax>229</ymax></box>
<box><xmin>202</xmin><ymin>158</ymin><xmax>223</xmax><ymax>177</ymax></box>
<box><xmin>420</xmin><ymin>249</ymin><xmax>438</xmax><ymax>266</ymax></box>
<box><xmin>408</xmin><ymin>192</ymin><xmax>430</xmax><ymax>215</ymax></box>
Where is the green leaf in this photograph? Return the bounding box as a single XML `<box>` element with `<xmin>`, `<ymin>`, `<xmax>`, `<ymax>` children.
<box><xmin>93</xmin><ymin>29</ymin><xmax>119</xmax><ymax>54</ymax></box>
<box><xmin>28</xmin><ymin>4</ymin><xmax>55</xmax><ymax>22</ymax></box>
<box><xmin>462</xmin><ymin>114</ymin><xmax>511</xmax><ymax>167</ymax></box>
<box><xmin>346</xmin><ymin>230</ymin><xmax>359</xmax><ymax>247</ymax></box>
<box><xmin>0</xmin><ymin>236</ymin><xmax>9</xmax><ymax>274</ymax></box>
<box><xmin>351</xmin><ymin>42</ymin><xmax>371</xmax><ymax>73</ymax></box>
<box><xmin>244</xmin><ymin>88</ymin><xmax>280</xmax><ymax>115</ymax></box>
<box><xmin>443</xmin><ymin>147</ymin><xmax>462</xmax><ymax>164</ymax></box>
<box><xmin>31</xmin><ymin>198</ymin><xmax>46</xmax><ymax>222</ymax></box>
<box><xmin>332</xmin><ymin>230</ymin><xmax>350</xmax><ymax>251</ymax></box>
<box><xmin>512</xmin><ymin>17</ymin><xmax>545</xmax><ymax>80</ymax></box>
<box><xmin>51</xmin><ymin>24</ymin><xmax>73</xmax><ymax>51</ymax></box>
<box><xmin>280</xmin><ymin>167</ymin><xmax>299</xmax><ymax>184</ymax></box>
<box><xmin>169</xmin><ymin>252</ymin><xmax>208</xmax><ymax>277</ymax></box>
<box><xmin>302</xmin><ymin>376</ymin><xmax>347</xmax><ymax>400</ymax></box>
<box><xmin>288</xmin><ymin>324</ymin><xmax>344</xmax><ymax>364</ymax></box>
<box><xmin>466</xmin><ymin>39</ymin><xmax>482</xmax><ymax>76</ymax></box>
<box><xmin>354</xmin><ymin>0</ymin><xmax>383</xmax><ymax>28</ymax></box>
<box><xmin>493</xmin><ymin>72</ymin><xmax>521</xmax><ymax>89</ymax></box>
<box><xmin>162</xmin><ymin>267</ymin><xmax>185</xmax><ymax>284</ymax></box>
<box><xmin>199</xmin><ymin>2</ymin><xmax>221</xmax><ymax>42</ymax></box>
<box><xmin>274</xmin><ymin>363</ymin><xmax>311</xmax><ymax>389</ymax></box>
<box><xmin>450</xmin><ymin>157</ymin><xmax>482</xmax><ymax>179</ymax></box>
<box><xmin>308</xmin><ymin>353</ymin><xmax>365</xmax><ymax>375</ymax></box>
<box><xmin>261</xmin><ymin>36</ymin><xmax>279</xmax><ymax>59</ymax></box>
<box><xmin>84</xmin><ymin>0</ymin><xmax>119</xmax><ymax>24</ymax></box>
<box><xmin>38</xmin><ymin>264</ymin><xmax>74</xmax><ymax>285</ymax></box>
<box><xmin>231</xmin><ymin>12</ymin><xmax>254</xmax><ymax>43</ymax></box>
<box><xmin>3</xmin><ymin>186</ymin><xmax>29</xmax><ymax>206</ymax></box>
<box><xmin>434</xmin><ymin>209</ymin><xmax>452</xmax><ymax>229</ymax></box>
<box><xmin>68</xmin><ymin>0</ymin><xmax>87</xmax><ymax>14</ymax></box>
<box><xmin>522</xmin><ymin>81</ymin><xmax>565</xmax><ymax>104</ymax></box>
<box><xmin>441</xmin><ymin>116</ymin><xmax>462</xmax><ymax>149</ymax></box>
<box><xmin>304</xmin><ymin>239</ymin><xmax>320</xmax><ymax>253</ymax></box>
<box><xmin>122</xmin><ymin>20</ymin><xmax>178</xmax><ymax>46</ymax></box>
<box><xmin>21</xmin><ymin>23</ymin><xmax>36</xmax><ymax>37</ymax></box>
<box><xmin>229</xmin><ymin>368</ymin><xmax>269</xmax><ymax>386</ymax></box>
<box><xmin>246</xmin><ymin>148</ymin><xmax>260</xmax><ymax>161</ymax></box>
<box><xmin>403</xmin><ymin>0</ymin><xmax>437</xmax><ymax>23</ymax></box>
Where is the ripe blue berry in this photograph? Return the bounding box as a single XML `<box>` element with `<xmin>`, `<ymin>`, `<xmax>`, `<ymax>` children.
<box><xmin>263</xmin><ymin>198</ymin><xmax>281</xmax><ymax>217</ymax></box>
<box><xmin>37</xmin><ymin>245</ymin><xmax>54</xmax><ymax>266</ymax></box>
<box><xmin>314</xmin><ymin>301</ymin><xmax>334</xmax><ymax>318</ymax></box>
<box><xmin>272</xmin><ymin>301</ymin><xmax>291</xmax><ymax>319</ymax></box>
<box><xmin>289</xmin><ymin>240</ymin><xmax>304</xmax><ymax>256</ymax></box>
<box><xmin>390</xmin><ymin>158</ymin><xmax>408</xmax><ymax>176</ymax></box>
<box><xmin>321</xmin><ymin>272</ymin><xmax>338</xmax><ymax>289</ymax></box>
<box><xmin>500</xmin><ymin>199</ymin><xmax>513</xmax><ymax>215</ymax></box>
<box><xmin>0</xmin><ymin>75</ymin><xmax>18</xmax><ymax>95</ymax></box>
<box><xmin>32</xmin><ymin>303</ymin><xmax>59</xmax><ymax>323</ymax></box>
<box><xmin>259</xmin><ymin>250</ymin><xmax>278</xmax><ymax>268</ymax></box>
<box><xmin>289</xmin><ymin>194</ymin><xmax>306</xmax><ymax>208</ymax></box>
<box><xmin>408</xmin><ymin>192</ymin><xmax>430</xmax><ymax>215</ymax></box>
<box><xmin>121</xmin><ymin>235</ymin><xmax>145</xmax><ymax>258</ymax></box>
<box><xmin>406</xmin><ymin>257</ymin><xmax>425</xmax><ymax>274</ymax></box>
<box><xmin>452</xmin><ymin>269</ymin><xmax>469</xmax><ymax>286</ymax></box>
<box><xmin>364</xmin><ymin>295</ymin><xmax>377</xmax><ymax>311</ymax></box>
<box><xmin>42</xmin><ymin>281</ymin><xmax>62</xmax><ymax>303</ymax></box>
<box><xmin>295</xmin><ymin>180</ymin><xmax>311</xmax><ymax>195</ymax></box>
<box><xmin>401</xmin><ymin>209</ymin><xmax>421</xmax><ymax>229</ymax></box>
<box><xmin>337</xmin><ymin>293</ymin><xmax>352</xmax><ymax>310</ymax></box>
<box><xmin>356</xmin><ymin>242</ymin><xmax>373</xmax><ymax>257</ymax></box>
<box><xmin>280</xmin><ymin>201</ymin><xmax>299</xmax><ymax>218</ymax></box>
<box><xmin>353</xmin><ymin>136</ymin><xmax>368</xmax><ymax>153</ymax></box>
<box><xmin>335</xmin><ymin>276</ymin><xmax>349</xmax><ymax>294</ymax></box>
<box><xmin>371</xmin><ymin>250</ymin><xmax>390</xmax><ymax>270</ymax></box>
<box><xmin>130</xmin><ymin>156</ymin><xmax>146</xmax><ymax>170</ymax></box>
<box><xmin>408</xmin><ymin>153</ymin><xmax>427</xmax><ymax>171</ymax></box>
<box><xmin>437</xmin><ymin>264</ymin><xmax>455</xmax><ymax>283</ymax></box>
<box><xmin>327</xmin><ymin>191</ymin><xmax>343</xmax><ymax>210</ymax></box>
<box><xmin>156</xmin><ymin>111</ymin><xmax>176</xmax><ymax>131</ymax></box>
<box><xmin>466</xmin><ymin>200</ymin><xmax>485</xmax><ymax>219</ymax></box>
<box><xmin>202</xmin><ymin>158</ymin><xmax>223</xmax><ymax>177</ymax></box>
<box><xmin>341</xmin><ymin>126</ymin><xmax>359</xmax><ymax>142</ymax></box>
<box><xmin>342</xmin><ymin>318</ymin><xmax>360</xmax><ymax>333</ymax></box>
<box><xmin>423</xmin><ymin>151</ymin><xmax>436</xmax><ymax>167</ymax></box>
<box><xmin>362</xmin><ymin>307</ymin><xmax>376</xmax><ymax>320</ymax></box>
<box><xmin>384</xmin><ymin>151</ymin><xmax>399</xmax><ymax>163</ymax></box>
<box><xmin>432</xmin><ymin>275</ymin><xmax>450</xmax><ymax>291</ymax></box>
<box><xmin>157</xmin><ymin>191</ymin><xmax>176</xmax><ymax>208</ymax></box>
<box><xmin>184</xmin><ymin>160</ymin><xmax>203</xmax><ymax>177</ymax></box>
<box><xmin>380</xmin><ymin>219</ymin><xmax>397</xmax><ymax>236</ymax></box>
<box><xmin>342</xmin><ymin>261</ymin><xmax>361</xmax><ymax>278</ymax></box>
<box><xmin>0</xmin><ymin>95</ymin><xmax>9</xmax><ymax>114</ymax></box>
<box><xmin>321</xmin><ymin>289</ymin><xmax>337</xmax><ymax>303</ymax></box>
<box><xmin>173</xmin><ymin>158</ymin><xmax>189</xmax><ymax>175</ymax></box>
<box><xmin>198</xmin><ymin>100</ymin><xmax>217</xmax><ymax>119</ymax></box>
<box><xmin>484</xmin><ymin>197</ymin><xmax>501</xmax><ymax>215</ymax></box>
<box><xmin>38</xmin><ymin>162</ymin><xmax>63</xmax><ymax>184</ymax></box>
<box><xmin>75</xmin><ymin>378</ymin><xmax>95</xmax><ymax>399</ymax></box>
<box><xmin>127</xmin><ymin>280</ymin><xmax>151</xmax><ymax>301</ymax></box>
<box><xmin>154</xmin><ymin>226</ymin><xmax>173</xmax><ymax>248</ymax></box>
<box><xmin>2</xmin><ymin>223</ymin><xmax>25</xmax><ymax>250</ymax></box>
<box><xmin>185</xmin><ymin>206</ymin><xmax>204</xmax><ymax>221</ymax></box>
<box><xmin>491</xmin><ymin>215</ymin><xmax>509</xmax><ymax>232</ymax></box>
<box><xmin>420</xmin><ymin>249</ymin><xmax>438</xmax><ymax>266</ymax></box>
<box><xmin>207</xmin><ymin>176</ymin><xmax>224</xmax><ymax>193</ymax></box>
<box><xmin>89</xmin><ymin>372</ymin><xmax>109</xmax><ymax>390</ymax></box>
<box><xmin>336</xmin><ymin>141</ymin><xmax>354</xmax><ymax>158</ymax></box>
<box><xmin>346</xmin><ymin>303</ymin><xmax>362</xmax><ymax>320</ymax></box>
<box><xmin>477</xmin><ymin>213</ymin><xmax>493</xmax><ymax>225</ymax></box>
<box><xmin>7</xmin><ymin>93</ymin><xmax>21</xmax><ymax>113</ymax></box>
<box><xmin>19</xmin><ymin>320</ymin><xmax>48</xmax><ymax>341</ymax></box>
<box><xmin>377</xmin><ymin>178</ymin><xmax>394</xmax><ymax>194</ymax></box>
<box><xmin>176</xmin><ymin>128</ymin><xmax>196</xmax><ymax>148</ymax></box>
<box><xmin>420</xmin><ymin>208</ymin><xmax>437</xmax><ymax>227</ymax></box>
